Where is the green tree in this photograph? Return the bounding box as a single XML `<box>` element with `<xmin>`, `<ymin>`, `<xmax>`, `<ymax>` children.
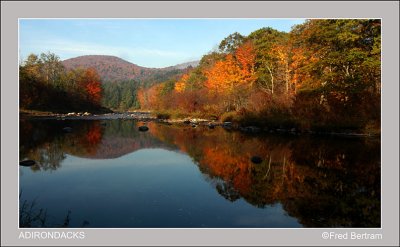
<box><xmin>248</xmin><ymin>27</ymin><xmax>289</xmax><ymax>94</ymax></box>
<box><xmin>219</xmin><ymin>32</ymin><xmax>245</xmax><ymax>53</ymax></box>
<box><xmin>39</xmin><ymin>52</ymin><xmax>65</xmax><ymax>89</ymax></box>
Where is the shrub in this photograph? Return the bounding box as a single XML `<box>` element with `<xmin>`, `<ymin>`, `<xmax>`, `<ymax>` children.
<box><xmin>220</xmin><ymin>111</ymin><xmax>239</xmax><ymax>122</ymax></box>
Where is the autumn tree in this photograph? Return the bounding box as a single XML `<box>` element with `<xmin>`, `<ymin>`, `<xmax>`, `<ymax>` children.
<box><xmin>19</xmin><ymin>54</ymin><xmax>43</xmax><ymax>108</ymax></box>
<box><xmin>137</xmin><ymin>88</ymin><xmax>147</xmax><ymax>110</ymax></box>
<box><xmin>174</xmin><ymin>74</ymin><xmax>189</xmax><ymax>93</ymax></box>
<box><xmin>271</xmin><ymin>43</ymin><xmax>291</xmax><ymax>94</ymax></box>
<box><xmin>77</xmin><ymin>68</ymin><xmax>102</xmax><ymax>106</ymax></box>
<box><xmin>235</xmin><ymin>41</ymin><xmax>257</xmax><ymax>86</ymax></box>
<box><xmin>290</xmin><ymin>19</ymin><xmax>381</xmax><ymax>129</ymax></box>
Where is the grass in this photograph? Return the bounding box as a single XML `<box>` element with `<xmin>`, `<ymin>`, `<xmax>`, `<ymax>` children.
<box><xmin>19</xmin><ymin>191</ymin><xmax>75</xmax><ymax>228</ymax></box>
<box><xmin>20</xmin><ymin>109</ymin><xmax>58</xmax><ymax>116</ymax></box>
<box><xmin>154</xmin><ymin>109</ymin><xmax>210</xmax><ymax>120</ymax></box>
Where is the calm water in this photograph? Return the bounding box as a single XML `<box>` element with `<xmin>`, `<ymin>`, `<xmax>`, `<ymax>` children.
<box><xmin>19</xmin><ymin>119</ymin><xmax>381</xmax><ymax>228</ymax></box>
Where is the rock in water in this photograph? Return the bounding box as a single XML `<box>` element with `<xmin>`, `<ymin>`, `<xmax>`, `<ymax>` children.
<box><xmin>222</xmin><ymin>122</ymin><xmax>232</xmax><ymax>129</ymax></box>
<box><xmin>251</xmin><ymin>156</ymin><xmax>263</xmax><ymax>164</ymax></box>
<box><xmin>63</xmin><ymin>127</ymin><xmax>73</xmax><ymax>133</ymax></box>
<box><xmin>138</xmin><ymin>126</ymin><xmax>149</xmax><ymax>131</ymax></box>
<box><xmin>19</xmin><ymin>160</ymin><xmax>36</xmax><ymax>167</ymax></box>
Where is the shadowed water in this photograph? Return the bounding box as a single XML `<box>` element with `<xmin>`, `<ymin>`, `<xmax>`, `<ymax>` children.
<box><xmin>19</xmin><ymin>119</ymin><xmax>381</xmax><ymax>228</ymax></box>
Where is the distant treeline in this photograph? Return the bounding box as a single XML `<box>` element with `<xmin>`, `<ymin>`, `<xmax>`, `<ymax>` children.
<box><xmin>101</xmin><ymin>80</ymin><xmax>140</xmax><ymax>111</ymax></box>
<box><xmin>138</xmin><ymin>19</ymin><xmax>381</xmax><ymax>133</ymax></box>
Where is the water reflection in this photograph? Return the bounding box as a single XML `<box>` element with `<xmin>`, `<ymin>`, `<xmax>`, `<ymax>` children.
<box><xmin>19</xmin><ymin>119</ymin><xmax>380</xmax><ymax>227</ymax></box>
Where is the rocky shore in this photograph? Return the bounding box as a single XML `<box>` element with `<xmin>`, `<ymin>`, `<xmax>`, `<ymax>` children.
<box><xmin>20</xmin><ymin>110</ymin><xmax>378</xmax><ymax>138</ymax></box>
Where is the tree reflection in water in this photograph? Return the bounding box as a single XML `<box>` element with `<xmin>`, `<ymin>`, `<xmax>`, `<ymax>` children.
<box><xmin>20</xmin><ymin>119</ymin><xmax>380</xmax><ymax>227</ymax></box>
<box><xmin>148</xmin><ymin>122</ymin><xmax>381</xmax><ymax>227</ymax></box>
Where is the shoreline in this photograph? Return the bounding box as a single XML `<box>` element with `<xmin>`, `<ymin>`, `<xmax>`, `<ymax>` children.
<box><xmin>19</xmin><ymin>110</ymin><xmax>380</xmax><ymax>139</ymax></box>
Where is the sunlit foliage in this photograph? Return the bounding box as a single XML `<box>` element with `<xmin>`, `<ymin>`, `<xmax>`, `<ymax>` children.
<box><xmin>137</xmin><ymin>19</ymin><xmax>381</xmax><ymax>133</ymax></box>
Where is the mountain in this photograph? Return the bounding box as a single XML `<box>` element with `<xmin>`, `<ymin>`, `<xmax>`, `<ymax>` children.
<box><xmin>165</xmin><ymin>60</ymin><xmax>200</xmax><ymax>70</ymax></box>
<box><xmin>62</xmin><ymin>55</ymin><xmax>148</xmax><ymax>82</ymax></box>
<box><xmin>62</xmin><ymin>55</ymin><xmax>198</xmax><ymax>86</ymax></box>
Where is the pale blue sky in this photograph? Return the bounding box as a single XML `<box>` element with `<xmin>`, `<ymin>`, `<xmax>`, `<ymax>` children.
<box><xmin>19</xmin><ymin>19</ymin><xmax>305</xmax><ymax>68</ymax></box>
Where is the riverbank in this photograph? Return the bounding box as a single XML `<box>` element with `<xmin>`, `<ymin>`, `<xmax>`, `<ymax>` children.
<box><xmin>20</xmin><ymin>109</ymin><xmax>154</xmax><ymax>121</ymax></box>
<box><xmin>20</xmin><ymin>108</ymin><xmax>112</xmax><ymax>118</ymax></box>
<box><xmin>20</xmin><ymin>109</ymin><xmax>380</xmax><ymax>139</ymax></box>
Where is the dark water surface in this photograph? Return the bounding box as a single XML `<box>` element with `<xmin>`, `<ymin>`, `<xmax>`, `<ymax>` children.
<box><xmin>19</xmin><ymin>119</ymin><xmax>381</xmax><ymax>228</ymax></box>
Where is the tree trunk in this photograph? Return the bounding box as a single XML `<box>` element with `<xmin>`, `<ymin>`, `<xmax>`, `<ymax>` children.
<box><xmin>266</xmin><ymin>66</ymin><xmax>274</xmax><ymax>95</ymax></box>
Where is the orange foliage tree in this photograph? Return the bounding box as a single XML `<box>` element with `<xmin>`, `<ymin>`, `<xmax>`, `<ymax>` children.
<box><xmin>235</xmin><ymin>41</ymin><xmax>257</xmax><ymax>86</ymax></box>
<box><xmin>203</xmin><ymin>42</ymin><xmax>257</xmax><ymax>112</ymax></box>
<box><xmin>271</xmin><ymin>43</ymin><xmax>290</xmax><ymax>94</ymax></box>
<box><xmin>174</xmin><ymin>74</ymin><xmax>189</xmax><ymax>93</ymax></box>
<box><xmin>137</xmin><ymin>88</ymin><xmax>146</xmax><ymax>109</ymax></box>
<box><xmin>78</xmin><ymin>68</ymin><xmax>102</xmax><ymax>106</ymax></box>
<box><xmin>204</xmin><ymin>54</ymin><xmax>241</xmax><ymax>94</ymax></box>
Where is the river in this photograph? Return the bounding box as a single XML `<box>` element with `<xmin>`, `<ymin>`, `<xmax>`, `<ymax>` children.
<box><xmin>19</xmin><ymin>118</ymin><xmax>381</xmax><ymax>228</ymax></box>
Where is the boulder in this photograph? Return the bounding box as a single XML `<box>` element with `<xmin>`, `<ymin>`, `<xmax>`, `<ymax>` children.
<box><xmin>63</xmin><ymin>127</ymin><xmax>73</xmax><ymax>133</ymax></box>
<box><xmin>138</xmin><ymin>126</ymin><xmax>149</xmax><ymax>131</ymax></box>
<box><xmin>251</xmin><ymin>156</ymin><xmax>263</xmax><ymax>164</ymax></box>
<box><xmin>183</xmin><ymin>120</ymin><xmax>191</xmax><ymax>124</ymax></box>
<box><xmin>19</xmin><ymin>160</ymin><xmax>36</xmax><ymax>167</ymax></box>
<box><xmin>222</xmin><ymin>122</ymin><xmax>232</xmax><ymax>129</ymax></box>
<box><xmin>249</xmin><ymin>126</ymin><xmax>261</xmax><ymax>133</ymax></box>
<box><xmin>241</xmin><ymin>126</ymin><xmax>261</xmax><ymax>133</ymax></box>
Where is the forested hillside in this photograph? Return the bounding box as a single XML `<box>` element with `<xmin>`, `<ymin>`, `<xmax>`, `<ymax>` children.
<box><xmin>62</xmin><ymin>55</ymin><xmax>195</xmax><ymax>87</ymax></box>
<box><xmin>61</xmin><ymin>55</ymin><xmax>195</xmax><ymax>111</ymax></box>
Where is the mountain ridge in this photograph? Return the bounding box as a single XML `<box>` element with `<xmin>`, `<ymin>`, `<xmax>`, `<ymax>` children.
<box><xmin>62</xmin><ymin>55</ymin><xmax>198</xmax><ymax>85</ymax></box>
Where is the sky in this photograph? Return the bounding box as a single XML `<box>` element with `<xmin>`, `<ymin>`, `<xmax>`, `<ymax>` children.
<box><xmin>19</xmin><ymin>19</ymin><xmax>305</xmax><ymax>68</ymax></box>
